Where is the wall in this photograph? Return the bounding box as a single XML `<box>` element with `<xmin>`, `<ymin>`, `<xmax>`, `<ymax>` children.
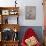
<box><xmin>18</xmin><ymin>0</ymin><xmax>43</xmax><ymax>26</ymax></box>
<box><xmin>0</xmin><ymin>0</ymin><xmax>43</xmax><ymax>26</ymax></box>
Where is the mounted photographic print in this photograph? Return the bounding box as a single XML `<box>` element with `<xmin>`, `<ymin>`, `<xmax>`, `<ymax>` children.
<box><xmin>2</xmin><ymin>10</ymin><xmax>9</xmax><ymax>15</ymax></box>
<box><xmin>25</xmin><ymin>6</ymin><xmax>36</xmax><ymax>20</ymax></box>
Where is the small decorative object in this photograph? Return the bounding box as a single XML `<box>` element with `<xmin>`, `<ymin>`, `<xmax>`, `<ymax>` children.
<box><xmin>25</xmin><ymin>6</ymin><xmax>36</xmax><ymax>20</ymax></box>
<box><xmin>10</xmin><ymin>11</ymin><xmax>14</xmax><ymax>15</ymax></box>
<box><xmin>5</xmin><ymin>18</ymin><xmax>8</xmax><ymax>24</ymax></box>
<box><xmin>14</xmin><ymin>28</ymin><xmax>17</xmax><ymax>32</ymax></box>
<box><xmin>2</xmin><ymin>16</ymin><xmax>8</xmax><ymax>24</ymax></box>
<box><xmin>9</xmin><ymin>9</ymin><xmax>18</xmax><ymax>15</ymax></box>
<box><xmin>2</xmin><ymin>10</ymin><xmax>9</xmax><ymax>15</ymax></box>
<box><xmin>14</xmin><ymin>12</ymin><xmax>18</xmax><ymax>14</ymax></box>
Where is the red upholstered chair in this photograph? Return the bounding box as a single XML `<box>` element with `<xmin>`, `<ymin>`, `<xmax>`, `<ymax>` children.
<box><xmin>21</xmin><ymin>28</ymin><xmax>41</xmax><ymax>46</ymax></box>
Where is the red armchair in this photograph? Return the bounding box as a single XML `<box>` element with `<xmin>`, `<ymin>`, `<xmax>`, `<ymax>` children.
<box><xmin>21</xmin><ymin>28</ymin><xmax>41</xmax><ymax>46</ymax></box>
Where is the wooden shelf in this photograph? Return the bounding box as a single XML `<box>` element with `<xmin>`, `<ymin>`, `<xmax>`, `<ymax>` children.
<box><xmin>2</xmin><ymin>40</ymin><xmax>19</xmax><ymax>42</ymax></box>
<box><xmin>0</xmin><ymin>7</ymin><xmax>19</xmax><ymax>10</ymax></box>
<box><xmin>0</xmin><ymin>24</ymin><xmax>20</xmax><ymax>32</ymax></box>
<box><xmin>0</xmin><ymin>7</ymin><xmax>20</xmax><ymax>46</ymax></box>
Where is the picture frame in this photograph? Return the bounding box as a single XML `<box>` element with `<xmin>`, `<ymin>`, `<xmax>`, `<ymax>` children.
<box><xmin>25</xmin><ymin>6</ymin><xmax>36</xmax><ymax>20</ymax></box>
<box><xmin>2</xmin><ymin>10</ymin><xmax>9</xmax><ymax>15</ymax></box>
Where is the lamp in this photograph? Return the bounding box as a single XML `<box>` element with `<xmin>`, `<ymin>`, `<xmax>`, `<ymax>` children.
<box><xmin>15</xmin><ymin>0</ymin><xmax>17</xmax><ymax>7</ymax></box>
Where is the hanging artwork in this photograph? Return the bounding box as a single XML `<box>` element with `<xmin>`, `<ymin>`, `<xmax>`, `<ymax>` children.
<box><xmin>25</xmin><ymin>6</ymin><xmax>36</xmax><ymax>20</ymax></box>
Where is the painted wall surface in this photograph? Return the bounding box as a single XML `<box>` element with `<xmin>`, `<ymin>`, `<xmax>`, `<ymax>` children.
<box><xmin>18</xmin><ymin>0</ymin><xmax>43</xmax><ymax>26</ymax></box>
<box><xmin>0</xmin><ymin>0</ymin><xmax>43</xmax><ymax>26</ymax></box>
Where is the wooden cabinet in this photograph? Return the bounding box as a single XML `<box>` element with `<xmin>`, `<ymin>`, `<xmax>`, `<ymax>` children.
<box><xmin>0</xmin><ymin>7</ymin><xmax>20</xmax><ymax>46</ymax></box>
<box><xmin>0</xmin><ymin>41</ymin><xmax>19</xmax><ymax>46</ymax></box>
<box><xmin>2</xmin><ymin>41</ymin><xmax>19</xmax><ymax>46</ymax></box>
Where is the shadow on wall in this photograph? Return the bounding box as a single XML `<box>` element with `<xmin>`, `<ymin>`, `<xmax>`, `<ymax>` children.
<box><xmin>18</xmin><ymin>26</ymin><xmax>43</xmax><ymax>44</ymax></box>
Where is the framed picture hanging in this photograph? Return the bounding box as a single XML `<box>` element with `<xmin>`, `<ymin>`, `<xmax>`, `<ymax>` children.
<box><xmin>25</xmin><ymin>6</ymin><xmax>36</xmax><ymax>20</ymax></box>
